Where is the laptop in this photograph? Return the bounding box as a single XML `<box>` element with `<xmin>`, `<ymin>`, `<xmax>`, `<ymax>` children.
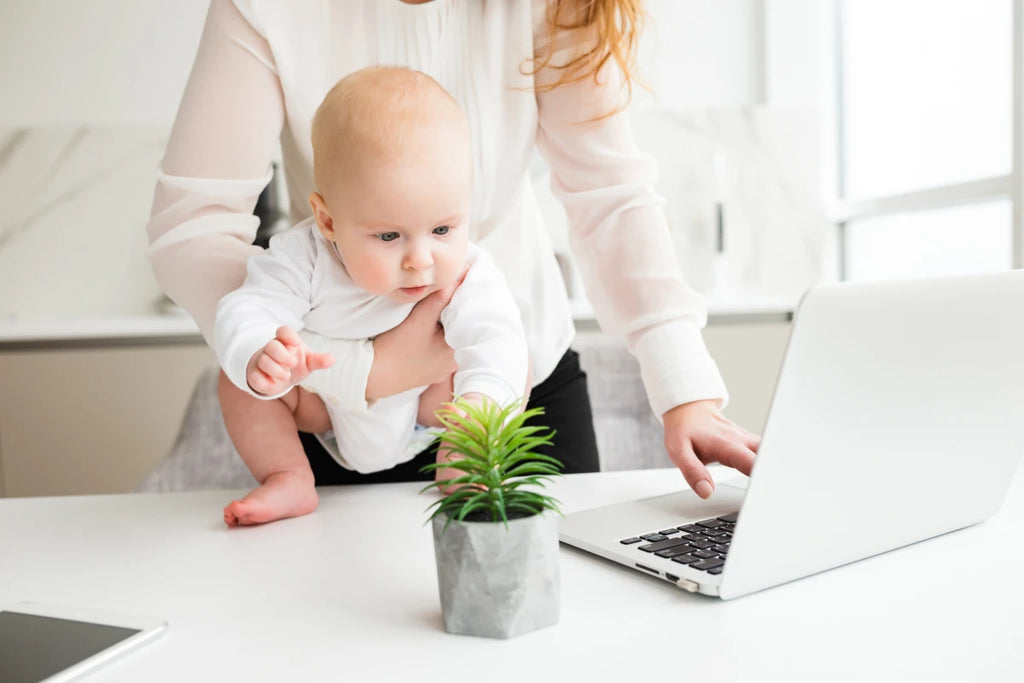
<box><xmin>559</xmin><ymin>271</ymin><xmax>1024</xmax><ymax>599</ymax></box>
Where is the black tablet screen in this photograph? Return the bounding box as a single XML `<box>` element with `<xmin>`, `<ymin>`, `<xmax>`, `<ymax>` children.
<box><xmin>0</xmin><ymin>610</ymin><xmax>141</xmax><ymax>683</ymax></box>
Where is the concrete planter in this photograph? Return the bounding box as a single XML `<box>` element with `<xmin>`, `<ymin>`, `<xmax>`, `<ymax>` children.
<box><xmin>431</xmin><ymin>512</ymin><xmax>560</xmax><ymax>639</ymax></box>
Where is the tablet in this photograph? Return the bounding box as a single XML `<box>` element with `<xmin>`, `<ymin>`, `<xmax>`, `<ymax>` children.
<box><xmin>0</xmin><ymin>601</ymin><xmax>167</xmax><ymax>683</ymax></box>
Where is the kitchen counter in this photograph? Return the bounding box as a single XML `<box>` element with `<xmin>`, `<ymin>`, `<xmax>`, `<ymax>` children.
<box><xmin>0</xmin><ymin>296</ymin><xmax>795</xmax><ymax>350</ymax></box>
<box><xmin>0</xmin><ymin>314</ymin><xmax>203</xmax><ymax>350</ymax></box>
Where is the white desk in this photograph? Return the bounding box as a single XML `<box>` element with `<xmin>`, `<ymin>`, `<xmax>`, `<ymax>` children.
<box><xmin>3</xmin><ymin>467</ymin><xmax>1022</xmax><ymax>682</ymax></box>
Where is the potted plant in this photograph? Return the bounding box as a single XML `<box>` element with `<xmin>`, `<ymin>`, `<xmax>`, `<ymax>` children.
<box><xmin>420</xmin><ymin>398</ymin><xmax>564</xmax><ymax>639</ymax></box>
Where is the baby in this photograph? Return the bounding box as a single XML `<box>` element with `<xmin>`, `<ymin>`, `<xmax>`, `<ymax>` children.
<box><xmin>214</xmin><ymin>66</ymin><xmax>528</xmax><ymax>527</ymax></box>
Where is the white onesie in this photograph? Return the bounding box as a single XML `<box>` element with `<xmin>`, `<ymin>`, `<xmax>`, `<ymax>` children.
<box><xmin>215</xmin><ymin>218</ymin><xmax>528</xmax><ymax>473</ymax></box>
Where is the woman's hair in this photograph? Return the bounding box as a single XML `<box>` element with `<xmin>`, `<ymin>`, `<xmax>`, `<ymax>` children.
<box><xmin>530</xmin><ymin>0</ymin><xmax>646</xmax><ymax>109</ymax></box>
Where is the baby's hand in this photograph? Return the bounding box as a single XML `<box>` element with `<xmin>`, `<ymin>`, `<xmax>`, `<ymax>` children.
<box><xmin>434</xmin><ymin>392</ymin><xmax>489</xmax><ymax>492</ymax></box>
<box><xmin>246</xmin><ymin>326</ymin><xmax>334</xmax><ymax>396</ymax></box>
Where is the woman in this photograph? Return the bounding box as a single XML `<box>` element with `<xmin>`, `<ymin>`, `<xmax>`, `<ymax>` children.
<box><xmin>147</xmin><ymin>0</ymin><xmax>759</xmax><ymax>496</ymax></box>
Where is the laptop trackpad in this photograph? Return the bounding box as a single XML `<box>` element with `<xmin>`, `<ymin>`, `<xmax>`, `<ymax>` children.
<box><xmin>639</xmin><ymin>482</ymin><xmax>747</xmax><ymax>520</ymax></box>
<box><xmin>559</xmin><ymin>481</ymin><xmax>748</xmax><ymax>543</ymax></box>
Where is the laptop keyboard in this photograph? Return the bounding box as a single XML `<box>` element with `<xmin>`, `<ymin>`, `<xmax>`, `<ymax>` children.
<box><xmin>619</xmin><ymin>512</ymin><xmax>738</xmax><ymax>575</ymax></box>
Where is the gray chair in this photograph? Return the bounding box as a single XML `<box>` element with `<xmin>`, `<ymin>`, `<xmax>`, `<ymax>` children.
<box><xmin>135</xmin><ymin>332</ymin><xmax>668</xmax><ymax>492</ymax></box>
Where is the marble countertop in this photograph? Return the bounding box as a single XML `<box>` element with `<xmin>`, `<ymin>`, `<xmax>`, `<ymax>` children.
<box><xmin>0</xmin><ymin>296</ymin><xmax>794</xmax><ymax>350</ymax></box>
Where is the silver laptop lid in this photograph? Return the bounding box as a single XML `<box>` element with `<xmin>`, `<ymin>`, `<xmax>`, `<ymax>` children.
<box><xmin>720</xmin><ymin>271</ymin><xmax>1024</xmax><ymax>599</ymax></box>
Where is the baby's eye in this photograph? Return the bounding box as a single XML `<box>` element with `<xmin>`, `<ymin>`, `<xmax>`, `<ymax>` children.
<box><xmin>433</xmin><ymin>225</ymin><xmax>451</xmax><ymax>236</ymax></box>
<box><xmin>378</xmin><ymin>232</ymin><xmax>400</xmax><ymax>242</ymax></box>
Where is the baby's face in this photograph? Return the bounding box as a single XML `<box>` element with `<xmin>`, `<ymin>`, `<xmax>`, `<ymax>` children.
<box><xmin>324</xmin><ymin>134</ymin><xmax>472</xmax><ymax>304</ymax></box>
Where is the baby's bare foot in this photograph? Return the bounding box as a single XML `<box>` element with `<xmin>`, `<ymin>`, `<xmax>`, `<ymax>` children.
<box><xmin>223</xmin><ymin>471</ymin><xmax>319</xmax><ymax>527</ymax></box>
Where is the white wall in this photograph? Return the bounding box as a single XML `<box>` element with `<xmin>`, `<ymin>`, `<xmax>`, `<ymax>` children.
<box><xmin>0</xmin><ymin>0</ymin><xmax>209</xmax><ymax>127</ymax></box>
<box><xmin>638</xmin><ymin>0</ymin><xmax>763</xmax><ymax>110</ymax></box>
<box><xmin>0</xmin><ymin>0</ymin><xmax>779</xmax><ymax>123</ymax></box>
<box><xmin>641</xmin><ymin>0</ymin><xmax>828</xmax><ymax>109</ymax></box>
<box><xmin>764</xmin><ymin>0</ymin><xmax>831</xmax><ymax>108</ymax></box>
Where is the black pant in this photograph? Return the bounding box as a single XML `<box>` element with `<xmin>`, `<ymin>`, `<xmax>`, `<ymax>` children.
<box><xmin>301</xmin><ymin>348</ymin><xmax>600</xmax><ymax>484</ymax></box>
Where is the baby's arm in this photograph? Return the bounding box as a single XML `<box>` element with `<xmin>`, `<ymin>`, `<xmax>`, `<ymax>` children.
<box><xmin>247</xmin><ymin>325</ymin><xmax>334</xmax><ymax>396</ymax></box>
<box><xmin>433</xmin><ymin>248</ymin><xmax>531</xmax><ymax>487</ymax></box>
<box><xmin>439</xmin><ymin>248</ymin><xmax>530</xmax><ymax>410</ymax></box>
<box><xmin>215</xmin><ymin>225</ymin><xmax>321</xmax><ymax>398</ymax></box>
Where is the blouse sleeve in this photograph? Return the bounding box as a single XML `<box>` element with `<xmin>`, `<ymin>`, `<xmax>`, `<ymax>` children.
<box><xmin>146</xmin><ymin>0</ymin><xmax>375</xmax><ymax>407</ymax></box>
<box><xmin>146</xmin><ymin>0</ymin><xmax>280</xmax><ymax>344</ymax></box>
<box><xmin>532</xmin><ymin>12</ymin><xmax>728</xmax><ymax>417</ymax></box>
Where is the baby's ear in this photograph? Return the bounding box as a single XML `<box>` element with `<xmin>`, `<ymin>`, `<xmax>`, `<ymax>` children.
<box><xmin>308</xmin><ymin>191</ymin><xmax>334</xmax><ymax>238</ymax></box>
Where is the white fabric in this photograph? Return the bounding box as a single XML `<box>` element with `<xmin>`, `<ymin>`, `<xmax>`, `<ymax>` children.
<box><xmin>147</xmin><ymin>0</ymin><xmax>728</xmax><ymax>418</ymax></box>
<box><xmin>214</xmin><ymin>221</ymin><xmax>527</xmax><ymax>472</ymax></box>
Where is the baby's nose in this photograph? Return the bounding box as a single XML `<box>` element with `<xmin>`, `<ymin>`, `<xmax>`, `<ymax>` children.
<box><xmin>403</xmin><ymin>245</ymin><xmax>433</xmax><ymax>271</ymax></box>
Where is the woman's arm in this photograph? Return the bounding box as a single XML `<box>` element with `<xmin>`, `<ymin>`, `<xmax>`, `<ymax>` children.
<box><xmin>147</xmin><ymin>0</ymin><xmax>284</xmax><ymax>344</ymax></box>
<box><xmin>533</xmin><ymin>16</ymin><xmax>758</xmax><ymax>495</ymax></box>
<box><xmin>533</xmin><ymin>36</ymin><xmax>725</xmax><ymax>417</ymax></box>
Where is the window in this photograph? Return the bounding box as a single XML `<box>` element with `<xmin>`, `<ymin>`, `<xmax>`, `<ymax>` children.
<box><xmin>832</xmin><ymin>0</ymin><xmax>1021</xmax><ymax>280</ymax></box>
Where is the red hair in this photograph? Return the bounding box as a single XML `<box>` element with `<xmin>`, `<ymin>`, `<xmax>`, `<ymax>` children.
<box><xmin>530</xmin><ymin>0</ymin><xmax>646</xmax><ymax>112</ymax></box>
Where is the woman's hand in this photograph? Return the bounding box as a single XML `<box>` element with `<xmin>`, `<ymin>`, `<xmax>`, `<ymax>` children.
<box><xmin>662</xmin><ymin>399</ymin><xmax>761</xmax><ymax>499</ymax></box>
<box><xmin>366</xmin><ymin>280</ymin><xmax>461</xmax><ymax>401</ymax></box>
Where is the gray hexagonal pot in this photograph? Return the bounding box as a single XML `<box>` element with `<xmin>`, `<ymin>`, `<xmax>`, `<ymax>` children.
<box><xmin>431</xmin><ymin>512</ymin><xmax>560</xmax><ymax>639</ymax></box>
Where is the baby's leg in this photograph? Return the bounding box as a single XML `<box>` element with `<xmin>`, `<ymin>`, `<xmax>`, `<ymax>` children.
<box><xmin>416</xmin><ymin>374</ymin><xmax>455</xmax><ymax>428</ymax></box>
<box><xmin>218</xmin><ymin>371</ymin><xmax>331</xmax><ymax>527</ymax></box>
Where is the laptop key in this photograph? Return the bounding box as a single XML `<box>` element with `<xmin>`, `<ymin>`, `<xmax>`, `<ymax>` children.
<box><xmin>638</xmin><ymin>537</ymin><xmax>692</xmax><ymax>553</ymax></box>
<box><xmin>692</xmin><ymin>549</ymin><xmax>718</xmax><ymax>559</ymax></box>
<box><xmin>678</xmin><ymin>524</ymin><xmax>704</xmax><ymax>533</ymax></box>
<box><xmin>696</xmin><ymin>519</ymin><xmax>726</xmax><ymax>529</ymax></box>
<box><xmin>658</xmin><ymin>528</ymin><xmax>681</xmax><ymax>536</ymax></box>
<box><xmin>717</xmin><ymin>512</ymin><xmax>739</xmax><ymax>523</ymax></box>
<box><xmin>619</xmin><ymin>537</ymin><xmax>643</xmax><ymax>545</ymax></box>
<box><xmin>687</xmin><ymin>540</ymin><xmax>715</xmax><ymax>550</ymax></box>
<box><xmin>691</xmin><ymin>558</ymin><xmax>725</xmax><ymax>571</ymax></box>
<box><xmin>670</xmin><ymin>553</ymin><xmax>702</xmax><ymax>565</ymax></box>
<box><xmin>707</xmin><ymin>567</ymin><xmax>724</xmax><ymax>575</ymax></box>
<box><xmin>711</xmin><ymin>544</ymin><xmax>730</xmax><ymax>553</ymax></box>
<box><xmin>640</xmin><ymin>533</ymin><xmax>667</xmax><ymax>542</ymax></box>
<box><xmin>655</xmin><ymin>545</ymin><xmax>697</xmax><ymax>558</ymax></box>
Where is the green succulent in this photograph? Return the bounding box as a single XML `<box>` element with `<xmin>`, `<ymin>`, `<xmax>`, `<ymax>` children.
<box><xmin>420</xmin><ymin>398</ymin><xmax>563</xmax><ymax>529</ymax></box>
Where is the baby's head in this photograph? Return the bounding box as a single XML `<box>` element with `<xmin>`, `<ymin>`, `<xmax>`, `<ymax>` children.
<box><xmin>309</xmin><ymin>66</ymin><xmax>472</xmax><ymax>304</ymax></box>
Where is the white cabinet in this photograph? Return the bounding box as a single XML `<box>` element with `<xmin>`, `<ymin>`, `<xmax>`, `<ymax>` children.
<box><xmin>704</xmin><ymin>321</ymin><xmax>791</xmax><ymax>434</ymax></box>
<box><xmin>0</xmin><ymin>344</ymin><xmax>215</xmax><ymax>497</ymax></box>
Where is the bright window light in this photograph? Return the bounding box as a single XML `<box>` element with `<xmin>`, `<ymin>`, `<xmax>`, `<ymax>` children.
<box><xmin>845</xmin><ymin>200</ymin><xmax>1011</xmax><ymax>281</ymax></box>
<box><xmin>842</xmin><ymin>0</ymin><xmax>1012</xmax><ymax>199</ymax></box>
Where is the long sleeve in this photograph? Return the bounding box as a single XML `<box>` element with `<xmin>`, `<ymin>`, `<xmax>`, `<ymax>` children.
<box><xmin>146</xmin><ymin>0</ymin><xmax>281</xmax><ymax>344</ymax></box>
<box><xmin>214</xmin><ymin>227</ymin><xmax>316</xmax><ymax>399</ymax></box>
<box><xmin>532</xmin><ymin>19</ymin><xmax>728</xmax><ymax>417</ymax></box>
<box><xmin>441</xmin><ymin>248</ymin><xmax>529</xmax><ymax>407</ymax></box>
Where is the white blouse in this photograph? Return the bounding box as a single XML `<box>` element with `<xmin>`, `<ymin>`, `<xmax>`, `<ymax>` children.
<box><xmin>146</xmin><ymin>0</ymin><xmax>727</xmax><ymax>417</ymax></box>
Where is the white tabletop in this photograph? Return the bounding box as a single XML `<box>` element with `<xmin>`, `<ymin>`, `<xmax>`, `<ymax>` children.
<box><xmin>3</xmin><ymin>467</ymin><xmax>1022</xmax><ymax>682</ymax></box>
